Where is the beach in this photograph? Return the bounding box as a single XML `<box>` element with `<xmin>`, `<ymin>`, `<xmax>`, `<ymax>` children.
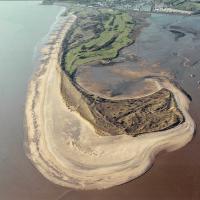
<box><xmin>25</xmin><ymin>11</ymin><xmax>195</xmax><ymax>190</ymax></box>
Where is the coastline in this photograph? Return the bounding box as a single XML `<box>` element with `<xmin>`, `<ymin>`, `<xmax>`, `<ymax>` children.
<box><xmin>25</xmin><ymin>12</ymin><xmax>78</xmax><ymax>186</ymax></box>
<box><xmin>25</xmin><ymin>10</ymin><xmax>195</xmax><ymax>190</ymax></box>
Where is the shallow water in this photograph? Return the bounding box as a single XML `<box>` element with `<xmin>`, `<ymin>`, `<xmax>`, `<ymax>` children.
<box><xmin>132</xmin><ymin>14</ymin><xmax>200</xmax><ymax>82</ymax></box>
<box><xmin>0</xmin><ymin>2</ymin><xmax>200</xmax><ymax>199</ymax></box>
<box><xmin>0</xmin><ymin>1</ymin><xmax>70</xmax><ymax>199</ymax></box>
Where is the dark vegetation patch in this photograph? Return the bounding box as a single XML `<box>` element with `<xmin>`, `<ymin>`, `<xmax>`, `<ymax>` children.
<box><xmin>81</xmin><ymin>88</ymin><xmax>184</xmax><ymax>136</ymax></box>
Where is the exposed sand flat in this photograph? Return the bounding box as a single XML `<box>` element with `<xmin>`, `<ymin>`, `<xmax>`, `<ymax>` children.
<box><xmin>25</xmin><ymin>13</ymin><xmax>195</xmax><ymax>190</ymax></box>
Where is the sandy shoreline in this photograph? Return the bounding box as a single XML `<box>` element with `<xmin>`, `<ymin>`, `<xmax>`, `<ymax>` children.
<box><xmin>25</xmin><ymin>12</ymin><xmax>195</xmax><ymax>190</ymax></box>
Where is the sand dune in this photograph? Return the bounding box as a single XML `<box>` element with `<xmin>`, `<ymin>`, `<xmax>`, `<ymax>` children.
<box><xmin>25</xmin><ymin>13</ymin><xmax>195</xmax><ymax>189</ymax></box>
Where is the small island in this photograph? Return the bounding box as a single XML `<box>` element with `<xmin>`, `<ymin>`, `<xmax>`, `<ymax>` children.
<box><xmin>25</xmin><ymin>4</ymin><xmax>195</xmax><ymax>189</ymax></box>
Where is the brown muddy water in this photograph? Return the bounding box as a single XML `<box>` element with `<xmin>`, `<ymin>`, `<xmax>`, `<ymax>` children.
<box><xmin>0</xmin><ymin>1</ymin><xmax>70</xmax><ymax>200</ymax></box>
<box><xmin>0</xmin><ymin>2</ymin><xmax>200</xmax><ymax>199</ymax></box>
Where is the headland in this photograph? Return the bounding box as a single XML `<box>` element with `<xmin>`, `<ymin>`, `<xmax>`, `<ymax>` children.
<box><xmin>25</xmin><ymin>7</ymin><xmax>195</xmax><ymax>189</ymax></box>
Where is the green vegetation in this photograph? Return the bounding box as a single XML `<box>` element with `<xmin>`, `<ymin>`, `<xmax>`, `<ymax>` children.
<box><xmin>64</xmin><ymin>9</ymin><xmax>135</xmax><ymax>75</ymax></box>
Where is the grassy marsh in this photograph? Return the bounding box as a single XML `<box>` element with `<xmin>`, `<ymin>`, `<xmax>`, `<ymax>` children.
<box><xmin>64</xmin><ymin>8</ymin><xmax>135</xmax><ymax>75</ymax></box>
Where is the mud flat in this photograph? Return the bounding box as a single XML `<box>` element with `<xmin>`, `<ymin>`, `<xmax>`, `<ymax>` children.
<box><xmin>25</xmin><ymin>12</ymin><xmax>195</xmax><ymax>190</ymax></box>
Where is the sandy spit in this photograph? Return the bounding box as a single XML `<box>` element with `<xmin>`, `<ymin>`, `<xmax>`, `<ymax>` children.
<box><xmin>25</xmin><ymin>13</ymin><xmax>195</xmax><ymax>190</ymax></box>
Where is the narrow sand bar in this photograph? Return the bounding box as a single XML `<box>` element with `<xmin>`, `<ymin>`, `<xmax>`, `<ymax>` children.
<box><xmin>25</xmin><ymin>13</ymin><xmax>195</xmax><ymax>189</ymax></box>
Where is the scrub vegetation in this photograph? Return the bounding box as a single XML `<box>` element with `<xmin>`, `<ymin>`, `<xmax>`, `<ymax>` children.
<box><xmin>64</xmin><ymin>8</ymin><xmax>135</xmax><ymax>75</ymax></box>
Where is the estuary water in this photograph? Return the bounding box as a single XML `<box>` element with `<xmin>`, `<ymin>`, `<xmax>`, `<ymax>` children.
<box><xmin>0</xmin><ymin>1</ymin><xmax>69</xmax><ymax>199</ymax></box>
